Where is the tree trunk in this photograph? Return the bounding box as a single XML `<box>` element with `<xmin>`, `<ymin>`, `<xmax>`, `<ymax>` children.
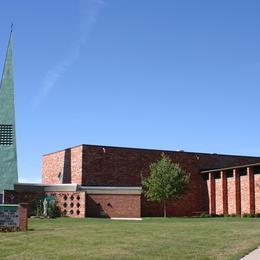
<box><xmin>163</xmin><ymin>200</ymin><xmax>167</xmax><ymax>218</ymax></box>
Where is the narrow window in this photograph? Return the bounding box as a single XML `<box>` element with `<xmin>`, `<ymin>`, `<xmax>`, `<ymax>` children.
<box><xmin>226</xmin><ymin>170</ymin><xmax>233</xmax><ymax>178</ymax></box>
<box><xmin>214</xmin><ymin>172</ymin><xmax>221</xmax><ymax>179</ymax></box>
<box><xmin>239</xmin><ymin>168</ymin><xmax>247</xmax><ymax>176</ymax></box>
<box><xmin>253</xmin><ymin>166</ymin><xmax>260</xmax><ymax>175</ymax></box>
<box><xmin>202</xmin><ymin>173</ymin><xmax>209</xmax><ymax>180</ymax></box>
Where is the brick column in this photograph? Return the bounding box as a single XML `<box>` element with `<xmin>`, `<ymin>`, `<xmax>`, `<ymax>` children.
<box><xmin>234</xmin><ymin>169</ymin><xmax>241</xmax><ymax>215</ymax></box>
<box><xmin>19</xmin><ymin>203</ymin><xmax>28</xmax><ymax>231</ymax></box>
<box><xmin>209</xmin><ymin>172</ymin><xmax>216</xmax><ymax>215</ymax></box>
<box><xmin>247</xmin><ymin>167</ymin><xmax>255</xmax><ymax>215</ymax></box>
<box><xmin>221</xmin><ymin>171</ymin><xmax>228</xmax><ymax>215</ymax></box>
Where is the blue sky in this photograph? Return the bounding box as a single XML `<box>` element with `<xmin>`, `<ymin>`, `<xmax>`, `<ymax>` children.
<box><xmin>0</xmin><ymin>0</ymin><xmax>259</xmax><ymax>182</ymax></box>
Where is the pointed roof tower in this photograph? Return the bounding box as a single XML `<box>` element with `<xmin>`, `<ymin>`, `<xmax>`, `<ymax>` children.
<box><xmin>0</xmin><ymin>28</ymin><xmax>18</xmax><ymax>196</ymax></box>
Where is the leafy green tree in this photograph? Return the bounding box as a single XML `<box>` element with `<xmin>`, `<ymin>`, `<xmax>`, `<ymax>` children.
<box><xmin>142</xmin><ymin>153</ymin><xmax>190</xmax><ymax>217</ymax></box>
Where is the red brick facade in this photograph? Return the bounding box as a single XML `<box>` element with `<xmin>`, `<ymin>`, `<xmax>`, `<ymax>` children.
<box><xmin>206</xmin><ymin>165</ymin><xmax>260</xmax><ymax>215</ymax></box>
<box><xmin>42</xmin><ymin>145</ymin><xmax>260</xmax><ymax>217</ymax></box>
<box><xmin>86</xmin><ymin>194</ymin><xmax>140</xmax><ymax>218</ymax></box>
<box><xmin>42</xmin><ymin>146</ymin><xmax>83</xmax><ymax>185</ymax></box>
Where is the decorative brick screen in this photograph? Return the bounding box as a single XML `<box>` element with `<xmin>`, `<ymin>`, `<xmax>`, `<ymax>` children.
<box><xmin>46</xmin><ymin>192</ymin><xmax>86</xmax><ymax>218</ymax></box>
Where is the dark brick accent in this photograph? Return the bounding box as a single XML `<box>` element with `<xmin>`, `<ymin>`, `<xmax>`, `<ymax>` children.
<box><xmin>4</xmin><ymin>190</ymin><xmax>42</xmax><ymax>216</ymax></box>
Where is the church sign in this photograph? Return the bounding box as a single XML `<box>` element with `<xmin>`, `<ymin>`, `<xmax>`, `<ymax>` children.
<box><xmin>0</xmin><ymin>204</ymin><xmax>19</xmax><ymax>228</ymax></box>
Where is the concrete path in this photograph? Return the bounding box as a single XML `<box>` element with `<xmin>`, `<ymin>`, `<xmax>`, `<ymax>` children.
<box><xmin>241</xmin><ymin>248</ymin><xmax>260</xmax><ymax>260</ymax></box>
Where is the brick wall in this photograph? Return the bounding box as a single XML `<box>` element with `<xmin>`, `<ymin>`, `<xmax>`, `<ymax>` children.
<box><xmin>84</xmin><ymin>146</ymin><xmax>209</xmax><ymax>216</ymax></box>
<box><xmin>83</xmin><ymin>145</ymin><xmax>260</xmax><ymax>187</ymax></box>
<box><xmin>86</xmin><ymin>194</ymin><xmax>140</xmax><ymax>218</ymax></box>
<box><xmin>42</xmin><ymin>146</ymin><xmax>83</xmax><ymax>185</ymax></box>
<box><xmin>42</xmin><ymin>144</ymin><xmax>260</xmax><ymax>216</ymax></box>
<box><xmin>240</xmin><ymin>175</ymin><xmax>250</xmax><ymax>214</ymax></box>
<box><xmin>215</xmin><ymin>178</ymin><xmax>222</xmax><ymax>214</ymax></box>
<box><xmin>4</xmin><ymin>190</ymin><xmax>42</xmax><ymax>216</ymax></box>
<box><xmin>255</xmin><ymin>175</ymin><xmax>260</xmax><ymax>213</ymax></box>
<box><xmin>227</xmin><ymin>176</ymin><xmax>236</xmax><ymax>214</ymax></box>
<box><xmin>71</xmin><ymin>146</ymin><xmax>83</xmax><ymax>184</ymax></box>
<box><xmin>42</xmin><ymin>149</ymin><xmax>68</xmax><ymax>184</ymax></box>
<box><xmin>4</xmin><ymin>190</ymin><xmax>86</xmax><ymax>218</ymax></box>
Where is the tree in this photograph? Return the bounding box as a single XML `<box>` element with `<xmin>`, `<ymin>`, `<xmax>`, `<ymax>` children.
<box><xmin>142</xmin><ymin>153</ymin><xmax>190</xmax><ymax>217</ymax></box>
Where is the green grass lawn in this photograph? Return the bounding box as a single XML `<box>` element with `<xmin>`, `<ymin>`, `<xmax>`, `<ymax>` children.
<box><xmin>0</xmin><ymin>217</ymin><xmax>260</xmax><ymax>260</ymax></box>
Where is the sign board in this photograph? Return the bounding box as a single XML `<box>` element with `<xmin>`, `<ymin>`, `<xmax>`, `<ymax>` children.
<box><xmin>0</xmin><ymin>204</ymin><xmax>19</xmax><ymax>227</ymax></box>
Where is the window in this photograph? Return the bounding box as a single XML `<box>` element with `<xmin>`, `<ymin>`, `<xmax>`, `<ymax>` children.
<box><xmin>239</xmin><ymin>168</ymin><xmax>247</xmax><ymax>176</ymax></box>
<box><xmin>0</xmin><ymin>125</ymin><xmax>13</xmax><ymax>145</ymax></box>
<box><xmin>202</xmin><ymin>173</ymin><xmax>209</xmax><ymax>180</ymax></box>
<box><xmin>214</xmin><ymin>172</ymin><xmax>221</xmax><ymax>179</ymax></box>
<box><xmin>58</xmin><ymin>171</ymin><xmax>63</xmax><ymax>181</ymax></box>
<box><xmin>253</xmin><ymin>166</ymin><xmax>260</xmax><ymax>175</ymax></box>
<box><xmin>226</xmin><ymin>170</ymin><xmax>233</xmax><ymax>178</ymax></box>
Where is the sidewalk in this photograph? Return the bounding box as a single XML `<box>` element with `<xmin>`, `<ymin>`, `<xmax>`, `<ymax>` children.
<box><xmin>241</xmin><ymin>248</ymin><xmax>260</xmax><ymax>260</ymax></box>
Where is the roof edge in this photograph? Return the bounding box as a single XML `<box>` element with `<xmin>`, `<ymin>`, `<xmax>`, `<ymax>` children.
<box><xmin>201</xmin><ymin>162</ymin><xmax>260</xmax><ymax>174</ymax></box>
<box><xmin>42</xmin><ymin>144</ymin><xmax>260</xmax><ymax>159</ymax></box>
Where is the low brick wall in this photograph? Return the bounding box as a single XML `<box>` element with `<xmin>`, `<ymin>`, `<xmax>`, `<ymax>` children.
<box><xmin>4</xmin><ymin>190</ymin><xmax>86</xmax><ymax>218</ymax></box>
<box><xmin>4</xmin><ymin>190</ymin><xmax>43</xmax><ymax>216</ymax></box>
<box><xmin>86</xmin><ymin>194</ymin><xmax>141</xmax><ymax>218</ymax></box>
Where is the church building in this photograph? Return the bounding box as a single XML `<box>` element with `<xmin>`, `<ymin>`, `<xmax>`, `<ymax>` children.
<box><xmin>1</xmin><ymin>32</ymin><xmax>260</xmax><ymax>218</ymax></box>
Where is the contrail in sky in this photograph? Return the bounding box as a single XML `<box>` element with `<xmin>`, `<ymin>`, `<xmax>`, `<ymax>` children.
<box><xmin>33</xmin><ymin>0</ymin><xmax>105</xmax><ymax>108</ymax></box>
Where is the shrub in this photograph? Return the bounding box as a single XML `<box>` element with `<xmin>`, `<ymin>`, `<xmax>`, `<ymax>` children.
<box><xmin>242</xmin><ymin>213</ymin><xmax>254</xmax><ymax>218</ymax></box>
<box><xmin>199</xmin><ymin>213</ymin><xmax>211</xmax><ymax>218</ymax></box>
<box><xmin>33</xmin><ymin>196</ymin><xmax>60</xmax><ymax>218</ymax></box>
<box><xmin>47</xmin><ymin>204</ymin><xmax>60</xmax><ymax>218</ymax></box>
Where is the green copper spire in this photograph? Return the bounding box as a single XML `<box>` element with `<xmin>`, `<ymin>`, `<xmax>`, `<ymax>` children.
<box><xmin>0</xmin><ymin>31</ymin><xmax>18</xmax><ymax>195</ymax></box>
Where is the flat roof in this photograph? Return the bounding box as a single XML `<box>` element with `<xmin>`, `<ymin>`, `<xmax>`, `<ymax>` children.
<box><xmin>13</xmin><ymin>183</ymin><xmax>142</xmax><ymax>195</ymax></box>
<box><xmin>42</xmin><ymin>143</ymin><xmax>260</xmax><ymax>159</ymax></box>
<box><xmin>0</xmin><ymin>204</ymin><xmax>19</xmax><ymax>207</ymax></box>
<box><xmin>14</xmin><ymin>183</ymin><xmax>78</xmax><ymax>192</ymax></box>
<box><xmin>200</xmin><ymin>162</ymin><xmax>260</xmax><ymax>174</ymax></box>
<box><xmin>80</xmin><ymin>186</ymin><xmax>142</xmax><ymax>195</ymax></box>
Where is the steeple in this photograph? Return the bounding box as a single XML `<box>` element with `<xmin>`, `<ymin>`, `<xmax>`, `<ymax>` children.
<box><xmin>0</xmin><ymin>29</ymin><xmax>18</xmax><ymax>196</ymax></box>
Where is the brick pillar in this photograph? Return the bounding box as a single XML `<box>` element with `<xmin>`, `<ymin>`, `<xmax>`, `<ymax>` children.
<box><xmin>234</xmin><ymin>169</ymin><xmax>241</xmax><ymax>215</ymax></box>
<box><xmin>247</xmin><ymin>167</ymin><xmax>255</xmax><ymax>215</ymax></box>
<box><xmin>209</xmin><ymin>172</ymin><xmax>216</xmax><ymax>215</ymax></box>
<box><xmin>221</xmin><ymin>171</ymin><xmax>228</xmax><ymax>215</ymax></box>
<box><xmin>19</xmin><ymin>203</ymin><xmax>28</xmax><ymax>231</ymax></box>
